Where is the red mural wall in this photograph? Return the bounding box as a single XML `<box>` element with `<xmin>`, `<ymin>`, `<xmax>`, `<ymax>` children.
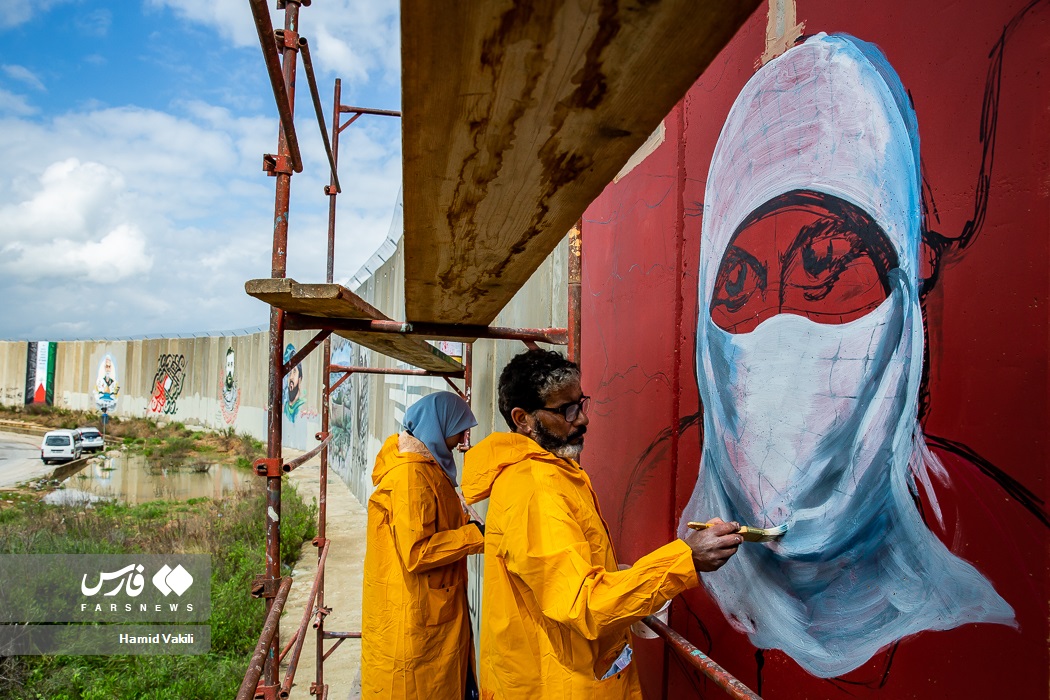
<box><xmin>581</xmin><ymin>1</ymin><xmax>1047</xmax><ymax>697</ymax></box>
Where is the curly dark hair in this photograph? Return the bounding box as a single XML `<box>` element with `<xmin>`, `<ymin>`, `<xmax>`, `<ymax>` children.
<box><xmin>497</xmin><ymin>349</ymin><xmax>580</xmax><ymax>430</ymax></box>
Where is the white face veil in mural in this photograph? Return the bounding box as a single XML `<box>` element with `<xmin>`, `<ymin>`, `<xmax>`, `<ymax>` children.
<box><xmin>679</xmin><ymin>34</ymin><xmax>1014</xmax><ymax>678</ymax></box>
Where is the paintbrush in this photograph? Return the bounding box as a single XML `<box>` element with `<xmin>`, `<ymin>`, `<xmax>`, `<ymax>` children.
<box><xmin>687</xmin><ymin>521</ymin><xmax>787</xmax><ymax>542</ymax></box>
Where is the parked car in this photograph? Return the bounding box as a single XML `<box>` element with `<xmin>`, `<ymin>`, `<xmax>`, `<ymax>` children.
<box><xmin>40</xmin><ymin>429</ymin><xmax>83</xmax><ymax>464</ymax></box>
<box><xmin>77</xmin><ymin>427</ymin><xmax>105</xmax><ymax>453</ymax></box>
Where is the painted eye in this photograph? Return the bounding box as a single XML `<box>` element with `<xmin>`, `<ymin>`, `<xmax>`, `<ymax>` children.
<box><xmin>780</xmin><ymin>203</ymin><xmax>897</xmax><ymax>322</ymax></box>
<box><xmin>709</xmin><ymin>190</ymin><xmax>899</xmax><ymax>333</ymax></box>
<box><xmin>712</xmin><ymin>246</ymin><xmax>768</xmax><ymax>316</ymax></box>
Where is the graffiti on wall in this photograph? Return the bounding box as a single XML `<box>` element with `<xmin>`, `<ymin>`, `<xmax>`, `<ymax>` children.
<box><xmin>147</xmin><ymin>354</ymin><xmax>186</xmax><ymax>415</ymax></box>
<box><xmin>95</xmin><ymin>354</ymin><xmax>120</xmax><ymax>411</ymax></box>
<box><xmin>678</xmin><ymin>33</ymin><xmax>1021</xmax><ymax>677</ymax></box>
<box><xmin>329</xmin><ymin>339</ymin><xmax>356</xmax><ymax>482</ymax></box>
<box><xmin>219</xmin><ymin>346</ymin><xmax>241</xmax><ymax>424</ymax></box>
<box><xmin>352</xmin><ymin>345</ymin><xmax>371</xmax><ymax>479</ymax></box>
<box><xmin>25</xmin><ymin>342</ymin><xmax>56</xmax><ymax>406</ymax></box>
<box><xmin>282</xmin><ymin>343</ymin><xmax>317</xmax><ymax>424</ymax></box>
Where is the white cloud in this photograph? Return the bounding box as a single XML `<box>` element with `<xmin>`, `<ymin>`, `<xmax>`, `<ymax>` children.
<box><xmin>1</xmin><ymin>2</ymin><xmax>404</xmax><ymax>340</ymax></box>
<box><xmin>0</xmin><ymin>96</ymin><xmax>401</xmax><ymax>339</ymax></box>
<box><xmin>0</xmin><ymin>87</ymin><xmax>36</xmax><ymax>115</ymax></box>
<box><xmin>144</xmin><ymin>0</ymin><xmax>261</xmax><ymax>47</ymax></box>
<box><xmin>0</xmin><ymin>159</ymin><xmax>152</xmax><ymax>284</ymax></box>
<box><xmin>2</xmin><ymin>64</ymin><xmax>46</xmax><ymax>91</ymax></box>
<box><xmin>146</xmin><ymin>0</ymin><xmax>399</xmax><ymax>86</ymax></box>
<box><xmin>3</xmin><ymin>223</ymin><xmax>153</xmax><ymax>283</ymax></box>
<box><xmin>0</xmin><ymin>0</ymin><xmax>73</xmax><ymax>28</ymax></box>
<box><xmin>74</xmin><ymin>8</ymin><xmax>111</xmax><ymax>37</ymax></box>
<box><xmin>1</xmin><ymin>158</ymin><xmax>125</xmax><ymax>241</ymax></box>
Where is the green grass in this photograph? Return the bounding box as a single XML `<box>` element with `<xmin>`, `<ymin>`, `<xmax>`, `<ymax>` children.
<box><xmin>0</xmin><ymin>484</ymin><xmax>317</xmax><ymax>699</ymax></box>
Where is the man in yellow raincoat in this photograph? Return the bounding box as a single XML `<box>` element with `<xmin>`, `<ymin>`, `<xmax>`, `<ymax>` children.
<box><xmin>462</xmin><ymin>350</ymin><xmax>742</xmax><ymax>699</ymax></box>
<box><xmin>361</xmin><ymin>391</ymin><xmax>485</xmax><ymax>698</ymax></box>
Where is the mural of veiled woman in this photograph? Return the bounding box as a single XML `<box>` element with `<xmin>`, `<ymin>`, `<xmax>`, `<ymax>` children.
<box><xmin>678</xmin><ymin>33</ymin><xmax>1015</xmax><ymax>677</ymax></box>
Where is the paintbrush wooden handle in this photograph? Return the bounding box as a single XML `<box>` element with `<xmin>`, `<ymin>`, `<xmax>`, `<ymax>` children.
<box><xmin>686</xmin><ymin>521</ymin><xmax>782</xmax><ymax>542</ymax></box>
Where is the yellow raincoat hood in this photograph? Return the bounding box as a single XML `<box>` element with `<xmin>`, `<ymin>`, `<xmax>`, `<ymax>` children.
<box><xmin>461</xmin><ymin>431</ymin><xmax>551</xmax><ymax>503</ymax></box>
<box><xmin>370</xmin><ymin>431</ymin><xmax>420</xmax><ymax>485</ymax></box>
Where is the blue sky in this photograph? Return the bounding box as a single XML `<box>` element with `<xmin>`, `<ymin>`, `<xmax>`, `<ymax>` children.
<box><xmin>0</xmin><ymin>0</ymin><xmax>402</xmax><ymax>340</ymax></box>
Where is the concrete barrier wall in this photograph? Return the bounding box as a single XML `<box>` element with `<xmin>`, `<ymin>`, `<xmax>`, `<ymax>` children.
<box><xmin>0</xmin><ymin>327</ymin><xmax>328</xmax><ymax>452</ymax></box>
<box><xmin>0</xmin><ymin>239</ymin><xmax>565</xmax><ymax>467</ymax></box>
<box><xmin>0</xmin><ymin>342</ymin><xmax>28</xmax><ymax>407</ymax></box>
<box><xmin>328</xmin><ymin>233</ymin><xmax>567</xmax><ymax>506</ymax></box>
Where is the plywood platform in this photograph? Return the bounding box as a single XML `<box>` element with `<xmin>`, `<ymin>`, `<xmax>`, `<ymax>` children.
<box><xmin>245</xmin><ymin>279</ymin><xmax>464</xmax><ymax>373</ymax></box>
<box><xmin>401</xmin><ymin>0</ymin><xmax>759</xmax><ymax>325</ymax></box>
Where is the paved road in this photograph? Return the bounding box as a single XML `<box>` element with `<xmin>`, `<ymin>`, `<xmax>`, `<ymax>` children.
<box><xmin>0</xmin><ymin>431</ymin><xmax>52</xmax><ymax>488</ymax></box>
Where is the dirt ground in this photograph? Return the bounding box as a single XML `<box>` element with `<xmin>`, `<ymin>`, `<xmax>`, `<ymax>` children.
<box><xmin>280</xmin><ymin>451</ymin><xmax>367</xmax><ymax>700</ymax></box>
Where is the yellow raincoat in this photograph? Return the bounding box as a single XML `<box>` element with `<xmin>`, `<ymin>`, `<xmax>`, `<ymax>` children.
<box><xmin>361</xmin><ymin>433</ymin><xmax>485</xmax><ymax>698</ymax></box>
<box><xmin>462</xmin><ymin>432</ymin><xmax>700</xmax><ymax>699</ymax></box>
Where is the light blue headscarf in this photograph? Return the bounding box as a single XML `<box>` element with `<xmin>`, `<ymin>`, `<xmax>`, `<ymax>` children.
<box><xmin>402</xmin><ymin>392</ymin><xmax>477</xmax><ymax>485</ymax></box>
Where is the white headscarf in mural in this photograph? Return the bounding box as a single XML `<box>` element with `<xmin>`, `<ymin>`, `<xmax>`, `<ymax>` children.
<box><xmin>680</xmin><ymin>33</ymin><xmax>1014</xmax><ymax>678</ymax></box>
<box><xmin>95</xmin><ymin>354</ymin><xmax>119</xmax><ymax>411</ymax></box>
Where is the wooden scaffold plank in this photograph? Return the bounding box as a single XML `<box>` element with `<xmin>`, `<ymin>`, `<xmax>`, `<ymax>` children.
<box><xmin>245</xmin><ymin>279</ymin><xmax>464</xmax><ymax>373</ymax></box>
<box><xmin>401</xmin><ymin>0</ymin><xmax>759</xmax><ymax>325</ymax></box>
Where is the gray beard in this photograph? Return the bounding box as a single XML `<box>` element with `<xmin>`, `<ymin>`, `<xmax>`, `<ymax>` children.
<box><xmin>532</xmin><ymin>421</ymin><xmax>585</xmax><ymax>461</ymax></box>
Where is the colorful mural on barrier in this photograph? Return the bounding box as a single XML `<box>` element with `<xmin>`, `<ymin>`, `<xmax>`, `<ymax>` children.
<box><xmin>582</xmin><ymin>1</ymin><xmax>1047</xmax><ymax>697</ymax></box>
<box><xmin>681</xmin><ymin>33</ymin><xmax>1014</xmax><ymax>678</ymax></box>
<box><xmin>95</xmin><ymin>354</ymin><xmax>120</xmax><ymax>411</ymax></box>
<box><xmin>25</xmin><ymin>342</ymin><xmax>56</xmax><ymax>406</ymax></box>
<box><xmin>328</xmin><ymin>339</ymin><xmax>372</xmax><ymax>491</ymax></box>
<box><xmin>282</xmin><ymin>343</ymin><xmax>317</xmax><ymax>424</ymax></box>
<box><xmin>147</xmin><ymin>354</ymin><xmax>186</xmax><ymax>415</ymax></box>
<box><xmin>329</xmin><ymin>339</ymin><xmax>356</xmax><ymax>482</ymax></box>
<box><xmin>219</xmin><ymin>346</ymin><xmax>241</xmax><ymax>424</ymax></box>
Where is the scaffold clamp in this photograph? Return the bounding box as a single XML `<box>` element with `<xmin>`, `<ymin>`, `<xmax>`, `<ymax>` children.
<box><xmin>253</xmin><ymin>682</ymin><xmax>280</xmax><ymax>700</ymax></box>
<box><xmin>254</xmin><ymin>457</ymin><xmax>283</xmax><ymax>478</ymax></box>
<box><xmin>251</xmin><ymin>575</ymin><xmax>282</xmax><ymax>599</ymax></box>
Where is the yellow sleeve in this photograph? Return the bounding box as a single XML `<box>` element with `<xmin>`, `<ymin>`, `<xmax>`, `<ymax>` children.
<box><xmin>388</xmin><ymin>465</ymin><xmax>484</xmax><ymax>573</ymax></box>
<box><xmin>501</xmin><ymin>487</ymin><xmax>698</xmax><ymax>640</ymax></box>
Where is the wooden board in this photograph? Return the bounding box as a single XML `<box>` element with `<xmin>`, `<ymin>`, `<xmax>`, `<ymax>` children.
<box><xmin>245</xmin><ymin>278</ymin><xmax>382</xmax><ymax>319</ymax></box>
<box><xmin>401</xmin><ymin>0</ymin><xmax>759</xmax><ymax>325</ymax></box>
<box><xmin>245</xmin><ymin>279</ymin><xmax>464</xmax><ymax>373</ymax></box>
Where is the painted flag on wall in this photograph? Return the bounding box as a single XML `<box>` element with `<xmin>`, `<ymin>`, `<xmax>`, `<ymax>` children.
<box><xmin>25</xmin><ymin>342</ymin><xmax>56</xmax><ymax>406</ymax></box>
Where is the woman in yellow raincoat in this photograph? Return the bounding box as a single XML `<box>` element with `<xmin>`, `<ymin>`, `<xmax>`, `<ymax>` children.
<box><xmin>361</xmin><ymin>391</ymin><xmax>484</xmax><ymax>699</ymax></box>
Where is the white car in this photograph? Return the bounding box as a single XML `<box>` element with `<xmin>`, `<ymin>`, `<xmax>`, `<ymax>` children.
<box><xmin>77</xmin><ymin>427</ymin><xmax>105</xmax><ymax>453</ymax></box>
<box><xmin>41</xmin><ymin>429</ymin><xmax>83</xmax><ymax>464</ymax></box>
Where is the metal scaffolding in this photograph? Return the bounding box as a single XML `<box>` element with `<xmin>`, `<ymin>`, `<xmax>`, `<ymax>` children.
<box><xmin>237</xmin><ymin>2</ymin><xmax>760</xmax><ymax>699</ymax></box>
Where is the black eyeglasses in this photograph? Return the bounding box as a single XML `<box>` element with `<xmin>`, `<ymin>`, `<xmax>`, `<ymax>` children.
<box><xmin>536</xmin><ymin>395</ymin><xmax>590</xmax><ymax>423</ymax></box>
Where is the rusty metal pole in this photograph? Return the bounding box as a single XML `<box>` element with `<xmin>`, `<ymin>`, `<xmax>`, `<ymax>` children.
<box><xmin>567</xmin><ymin>219</ymin><xmax>583</xmax><ymax>368</ymax></box>
<box><xmin>263</xmin><ymin>0</ymin><xmax>303</xmax><ymax>693</ymax></box>
<box><xmin>236</xmin><ymin>577</ymin><xmax>294</xmax><ymax>700</ymax></box>
<box><xmin>643</xmin><ymin>616</ymin><xmax>762</xmax><ymax>700</ymax></box>
<box><xmin>461</xmin><ymin>343</ymin><xmax>473</xmax><ymax>450</ymax></box>
<box><xmin>314</xmin><ymin>76</ymin><xmax>343</xmax><ymax>699</ymax></box>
